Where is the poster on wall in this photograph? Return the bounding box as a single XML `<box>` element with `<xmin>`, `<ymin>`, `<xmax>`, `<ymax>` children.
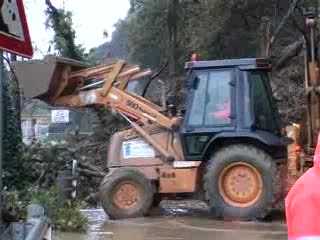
<box><xmin>51</xmin><ymin>110</ymin><xmax>70</xmax><ymax>124</ymax></box>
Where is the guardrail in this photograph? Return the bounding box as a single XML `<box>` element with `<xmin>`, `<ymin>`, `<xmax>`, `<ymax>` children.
<box><xmin>0</xmin><ymin>204</ymin><xmax>51</xmax><ymax>240</ymax></box>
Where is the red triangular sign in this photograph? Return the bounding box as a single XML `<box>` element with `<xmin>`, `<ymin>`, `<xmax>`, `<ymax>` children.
<box><xmin>0</xmin><ymin>0</ymin><xmax>33</xmax><ymax>58</ymax></box>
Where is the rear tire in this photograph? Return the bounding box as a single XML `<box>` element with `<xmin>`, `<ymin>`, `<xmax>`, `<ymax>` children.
<box><xmin>203</xmin><ymin>145</ymin><xmax>276</xmax><ymax>220</ymax></box>
<box><xmin>100</xmin><ymin>168</ymin><xmax>153</xmax><ymax>219</ymax></box>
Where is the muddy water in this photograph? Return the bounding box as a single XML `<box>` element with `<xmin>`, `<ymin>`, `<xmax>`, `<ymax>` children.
<box><xmin>54</xmin><ymin>207</ymin><xmax>288</xmax><ymax>240</ymax></box>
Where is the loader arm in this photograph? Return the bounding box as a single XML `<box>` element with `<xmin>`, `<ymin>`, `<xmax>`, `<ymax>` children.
<box><xmin>42</xmin><ymin>60</ymin><xmax>180</xmax><ymax>131</ymax></box>
<box><xmin>15</xmin><ymin>57</ymin><xmax>183</xmax><ymax>161</ymax></box>
<box><xmin>53</xmin><ymin>85</ymin><xmax>180</xmax><ymax>130</ymax></box>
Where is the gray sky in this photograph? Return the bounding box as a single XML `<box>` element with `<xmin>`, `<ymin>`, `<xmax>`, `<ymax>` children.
<box><xmin>24</xmin><ymin>0</ymin><xmax>130</xmax><ymax>58</ymax></box>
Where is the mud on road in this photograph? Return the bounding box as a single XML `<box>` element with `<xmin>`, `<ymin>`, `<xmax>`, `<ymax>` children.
<box><xmin>54</xmin><ymin>200</ymin><xmax>287</xmax><ymax>240</ymax></box>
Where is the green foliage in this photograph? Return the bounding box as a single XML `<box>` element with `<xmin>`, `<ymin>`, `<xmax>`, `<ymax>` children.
<box><xmin>127</xmin><ymin>0</ymin><xmax>166</xmax><ymax>68</ymax></box>
<box><xmin>28</xmin><ymin>188</ymin><xmax>88</xmax><ymax>231</ymax></box>
<box><xmin>3</xmin><ymin>71</ymin><xmax>23</xmax><ymax>189</ymax></box>
<box><xmin>108</xmin><ymin>0</ymin><xmax>282</xmax><ymax>95</ymax></box>
<box><xmin>89</xmin><ymin>0</ymin><xmax>313</xmax><ymax>120</ymax></box>
<box><xmin>3</xmin><ymin>140</ymin><xmax>91</xmax><ymax>232</ymax></box>
<box><xmin>45</xmin><ymin>1</ymin><xmax>88</xmax><ymax>61</ymax></box>
<box><xmin>303</xmin><ymin>0</ymin><xmax>319</xmax><ymax>7</ymax></box>
<box><xmin>3</xmin><ymin>190</ymin><xmax>27</xmax><ymax>220</ymax></box>
<box><xmin>3</xmin><ymin>187</ymin><xmax>88</xmax><ymax>232</ymax></box>
<box><xmin>29</xmin><ymin>187</ymin><xmax>58</xmax><ymax>215</ymax></box>
<box><xmin>55</xmin><ymin>203</ymin><xmax>88</xmax><ymax>232</ymax></box>
<box><xmin>88</xmin><ymin>19</ymin><xmax>129</xmax><ymax>64</ymax></box>
<box><xmin>3</xmin><ymin>142</ymin><xmax>69</xmax><ymax>190</ymax></box>
<box><xmin>3</xmin><ymin>191</ymin><xmax>20</xmax><ymax>210</ymax></box>
<box><xmin>114</xmin><ymin>0</ymin><xmax>302</xmax><ymax>69</ymax></box>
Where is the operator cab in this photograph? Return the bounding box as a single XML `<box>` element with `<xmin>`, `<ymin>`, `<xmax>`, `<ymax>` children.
<box><xmin>181</xmin><ymin>58</ymin><xmax>286</xmax><ymax>161</ymax></box>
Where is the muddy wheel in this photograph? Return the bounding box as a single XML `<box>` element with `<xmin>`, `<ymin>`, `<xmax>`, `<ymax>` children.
<box><xmin>99</xmin><ymin>168</ymin><xmax>153</xmax><ymax>219</ymax></box>
<box><xmin>204</xmin><ymin>145</ymin><xmax>276</xmax><ymax>220</ymax></box>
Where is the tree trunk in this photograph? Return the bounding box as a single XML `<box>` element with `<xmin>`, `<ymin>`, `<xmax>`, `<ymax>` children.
<box><xmin>45</xmin><ymin>0</ymin><xmax>58</xmax><ymax>13</ymax></box>
<box><xmin>167</xmin><ymin>0</ymin><xmax>179</xmax><ymax>78</ymax></box>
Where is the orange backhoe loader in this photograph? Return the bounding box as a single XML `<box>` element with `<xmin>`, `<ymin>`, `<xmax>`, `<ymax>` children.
<box><xmin>14</xmin><ymin>13</ymin><xmax>320</xmax><ymax>220</ymax></box>
<box><xmin>15</xmin><ymin>55</ymin><xmax>289</xmax><ymax>220</ymax></box>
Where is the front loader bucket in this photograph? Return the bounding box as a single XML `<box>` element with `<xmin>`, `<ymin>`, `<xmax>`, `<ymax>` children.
<box><xmin>14</xmin><ymin>55</ymin><xmax>87</xmax><ymax>103</ymax></box>
<box><xmin>14</xmin><ymin>55</ymin><xmax>150</xmax><ymax>108</ymax></box>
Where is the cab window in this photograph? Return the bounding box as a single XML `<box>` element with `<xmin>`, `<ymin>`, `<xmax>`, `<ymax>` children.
<box><xmin>187</xmin><ymin>69</ymin><xmax>233</xmax><ymax>127</ymax></box>
<box><xmin>248</xmin><ymin>71</ymin><xmax>280</xmax><ymax>134</ymax></box>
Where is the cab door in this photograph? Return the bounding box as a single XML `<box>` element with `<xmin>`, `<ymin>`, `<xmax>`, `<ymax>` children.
<box><xmin>181</xmin><ymin>68</ymin><xmax>236</xmax><ymax>160</ymax></box>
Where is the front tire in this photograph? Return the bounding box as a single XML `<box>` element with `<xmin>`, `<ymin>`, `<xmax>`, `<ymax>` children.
<box><xmin>203</xmin><ymin>145</ymin><xmax>276</xmax><ymax>220</ymax></box>
<box><xmin>99</xmin><ymin>168</ymin><xmax>153</xmax><ymax>219</ymax></box>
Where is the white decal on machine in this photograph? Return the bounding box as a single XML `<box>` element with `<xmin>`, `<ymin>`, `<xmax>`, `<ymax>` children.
<box><xmin>122</xmin><ymin>140</ymin><xmax>155</xmax><ymax>159</ymax></box>
<box><xmin>81</xmin><ymin>92</ymin><xmax>97</xmax><ymax>104</ymax></box>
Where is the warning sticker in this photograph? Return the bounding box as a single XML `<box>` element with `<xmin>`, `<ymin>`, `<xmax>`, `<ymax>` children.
<box><xmin>122</xmin><ymin>140</ymin><xmax>155</xmax><ymax>159</ymax></box>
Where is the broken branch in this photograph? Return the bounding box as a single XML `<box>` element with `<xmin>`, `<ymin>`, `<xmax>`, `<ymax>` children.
<box><xmin>273</xmin><ymin>39</ymin><xmax>304</xmax><ymax>70</ymax></box>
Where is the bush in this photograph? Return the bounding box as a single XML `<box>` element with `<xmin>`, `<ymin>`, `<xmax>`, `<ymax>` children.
<box><xmin>3</xmin><ymin>187</ymin><xmax>88</xmax><ymax>232</ymax></box>
<box><xmin>55</xmin><ymin>203</ymin><xmax>88</xmax><ymax>232</ymax></box>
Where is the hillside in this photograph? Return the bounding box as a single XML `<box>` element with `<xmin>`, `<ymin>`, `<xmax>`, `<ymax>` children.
<box><xmin>88</xmin><ymin>0</ymin><xmax>313</xmax><ymax>123</ymax></box>
<box><xmin>89</xmin><ymin>20</ymin><xmax>129</xmax><ymax>64</ymax></box>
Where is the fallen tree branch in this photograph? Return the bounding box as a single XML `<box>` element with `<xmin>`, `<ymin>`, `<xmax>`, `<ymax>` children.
<box><xmin>84</xmin><ymin>192</ymin><xmax>100</xmax><ymax>203</ymax></box>
<box><xmin>270</xmin><ymin>0</ymin><xmax>302</xmax><ymax>46</ymax></box>
<box><xmin>78</xmin><ymin>168</ymin><xmax>105</xmax><ymax>178</ymax></box>
<box><xmin>45</xmin><ymin>0</ymin><xmax>58</xmax><ymax>13</ymax></box>
<box><xmin>35</xmin><ymin>169</ymin><xmax>46</xmax><ymax>186</ymax></box>
<box><xmin>78</xmin><ymin>162</ymin><xmax>104</xmax><ymax>173</ymax></box>
<box><xmin>273</xmin><ymin>39</ymin><xmax>304</xmax><ymax>70</ymax></box>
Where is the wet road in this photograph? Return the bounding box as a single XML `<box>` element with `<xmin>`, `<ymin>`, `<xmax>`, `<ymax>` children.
<box><xmin>54</xmin><ymin>207</ymin><xmax>287</xmax><ymax>240</ymax></box>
